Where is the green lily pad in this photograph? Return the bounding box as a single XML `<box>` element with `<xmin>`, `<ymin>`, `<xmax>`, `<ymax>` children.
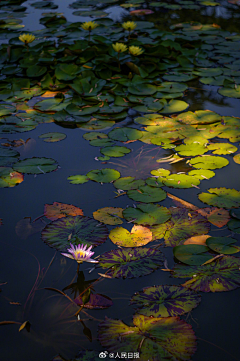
<box><xmin>127</xmin><ymin>185</ymin><xmax>166</xmax><ymax>203</ymax></box>
<box><xmin>161</xmin><ymin>174</ymin><xmax>200</xmax><ymax>189</ymax></box>
<box><xmin>171</xmin><ymin>256</ymin><xmax>240</xmax><ymax>292</ymax></box>
<box><xmin>188</xmin><ymin>169</ymin><xmax>215</xmax><ymax>180</ymax></box>
<box><xmin>93</xmin><ymin>207</ymin><xmax>123</xmax><ymax>225</ymax></box>
<box><xmin>198</xmin><ymin>188</ymin><xmax>240</xmax><ymax>208</ymax></box>
<box><xmin>26</xmin><ymin>65</ymin><xmax>47</xmax><ymax>78</ymax></box>
<box><xmin>87</xmin><ymin>168</ymin><xmax>120</xmax><ymax>183</ymax></box>
<box><xmin>175</xmin><ymin>144</ymin><xmax>208</xmax><ymax>156</ymax></box>
<box><xmin>108</xmin><ymin>127</ymin><xmax>143</xmax><ymax>141</ymax></box>
<box><xmin>150</xmin><ymin>208</ymin><xmax>211</xmax><ymax>247</ymax></box>
<box><xmin>207</xmin><ymin>143</ymin><xmax>237</xmax><ymax>155</ymax></box>
<box><xmin>67</xmin><ymin>175</ymin><xmax>89</xmax><ymax>184</ymax></box>
<box><xmin>218</xmin><ymin>85</ymin><xmax>240</xmax><ymax>98</ymax></box>
<box><xmin>123</xmin><ymin>204</ymin><xmax>171</xmax><ymax>226</ymax></box>
<box><xmin>98</xmin><ymin>314</ymin><xmax>197</xmax><ymax>360</ymax></box>
<box><xmin>100</xmin><ymin>145</ymin><xmax>131</xmax><ymax>158</ymax></box>
<box><xmin>176</xmin><ymin>110</ymin><xmax>221</xmax><ymax>125</ymax></box>
<box><xmin>188</xmin><ymin>155</ymin><xmax>229</xmax><ymax>169</ymax></box>
<box><xmin>228</xmin><ymin>219</ymin><xmax>240</xmax><ymax>234</ymax></box>
<box><xmin>206</xmin><ymin>237</ymin><xmax>239</xmax><ymax>254</ymax></box>
<box><xmin>38</xmin><ymin>132</ymin><xmax>66</xmax><ymax>142</ymax></box>
<box><xmin>128</xmin><ymin>83</ymin><xmax>158</xmax><ymax>96</ymax></box>
<box><xmin>12</xmin><ymin>157</ymin><xmax>58</xmax><ymax>174</ymax></box>
<box><xmin>130</xmin><ymin>285</ymin><xmax>201</xmax><ymax>317</ymax></box>
<box><xmin>160</xmin><ymin>99</ymin><xmax>189</xmax><ymax>114</ymax></box>
<box><xmin>173</xmin><ymin>244</ymin><xmax>212</xmax><ymax>265</ymax></box>
<box><xmin>151</xmin><ymin>168</ymin><xmax>171</xmax><ymax>177</ymax></box>
<box><xmin>113</xmin><ymin>177</ymin><xmax>145</xmax><ymax>191</ymax></box>
<box><xmin>41</xmin><ymin>215</ymin><xmax>108</xmax><ymax>251</ymax></box>
<box><xmin>97</xmin><ymin>247</ymin><xmax>164</xmax><ymax>278</ymax></box>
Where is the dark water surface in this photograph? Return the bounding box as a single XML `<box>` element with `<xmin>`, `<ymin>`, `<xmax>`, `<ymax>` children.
<box><xmin>0</xmin><ymin>0</ymin><xmax>240</xmax><ymax>360</ymax></box>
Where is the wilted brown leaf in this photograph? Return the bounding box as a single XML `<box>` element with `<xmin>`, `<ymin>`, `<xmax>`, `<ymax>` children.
<box><xmin>15</xmin><ymin>217</ymin><xmax>45</xmax><ymax>239</ymax></box>
<box><xmin>44</xmin><ymin>202</ymin><xmax>84</xmax><ymax>221</ymax></box>
<box><xmin>197</xmin><ymin>207</ymin><xmax>230</xmax><ymax>227</ymax></box>
<box><xmin>183</xmin><ymin>235</ymin><xmax>211</xmax><ymax>245</ymax></box>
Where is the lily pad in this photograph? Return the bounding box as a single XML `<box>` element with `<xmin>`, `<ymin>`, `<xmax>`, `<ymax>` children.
<box><xmin>41</xmin><ymin>215</ymin><xmax>108</xmax><ymax>251</ymax></box>
<box><xmin>160</xmin><ymin>99</ymin><xmax>189</xmax><ymax>114</ymax></box>
<box><xmin>207</xmin><ymin>143</ymin><xmax>237</xmax><ymax>155</ymax></box>
<box><xmin>233</xmin><ymin>154</ymin><xmax>240</xmax><ymax>164</ymax></box>
<box><xmin>98</xmin><ymin>314</ymin><xmax>197</xmax><ymax>360</ymax></box>
<box><xmin>171</xmin><ymin>256</ymin><xmax>240</xmax><ymax>292</ymax></box>
<box><xmin>97</xmin><ymin>247</ymin><xmax>164</xmax><ymax>278</ymax></box>
<box><xmin>150</xmin><ymin>208</ymin><xmax>211</xmax><ymax>247</ymax></box>
<box><xmin>87</xmin><ymin>169</ymin><xmax>120</xmax><ymax>183</ymax></box>
<box><xmin>176</xmin><ymin>110</ymin><xmax>221</xmax><ymax>125</ymax></box>
<box><xmin>173</xmin><ymin>244</ymin><xmax>212</xmax><ymax>265</ymax></box>
<box><xmin>161</xmin><ymin>174</ymin><xmax>200</xmax><ymax>189</ymax></box>
<box><xmin>175</xmin><ymin>144</ymin><xmax>208</xmax><ymax>156</ymax></box>
<box><xmin>228</xmin><ymin>219</ymin><xmax>240</xmax><ymax>234</ymax></box>
<box><xmin>38</xmin><ymin>132</ymin><xmax>66</xmax><ymax>142</ymax></box>
<box><xmin>108</xmin><ymin>127</ymin><xmax>143</xmax><ymax>142</ymax></box>
<box><xmin>127</xmin><ymin>185</ymin><xmax>166</xmax><ymax>203</ymax></box>
<box><xmin>123</xmin><ymin>204</ymin><xmax>171</xmax><ymax>226</ymax></box>
<box><xmin>12</xmin><ymin>157</ymin><xmax>58</xmax><ymax>174</ymax></box>
<box><xmin>44</xmin><ymin>202</ymin><xmax>84</xmax><ymax>221</ymax></box>
<box><xmin>109</xmin><ymin>225</ymin><xmax>153</xmax><ymax>247</ymax></box>
<box><xmin>93</xmin><ymin>207</ymin><xmax>123</xmax><ymax>225</ymax></box>
<box><xmin>113</xmin><ymin>177</ymin><xmax>145</xmax><ymax>190</ymax></box>
<box><xmin>130</xmin><ymin>285</ymin><xmax>201</xmax><ymax>317</ymax></box>
<box><xmin>188</xmin><ymin>155</ymin><xmax>229</xmax><ymax>169</ymax></box>
<box><xmin>206</xmin><ymin>237</ymin><xmax>239</xmax><ymax>254</ymax></box>
<box><xmin>67</xmin><ymin>175</ymin><xmax>89</xmax><ymax>184</ymax></box>
<box><xmin>198</xmin><ymin>188</ymin><xmax>240</xmax><ymax>208</ymax></box>
<box><xmin>218</xmin><ymin>85</ymin><xmax>240</xmax><ymax>98</ymax></box>
<box><xmin>0</xmin><ymin>167</ymin><xmax>23</xmax><ymax>188</ymax></box>
<box><xmin>100</xmin><ymin>146</ymin><xmax>131</xmax><ymax>158</ymax></box>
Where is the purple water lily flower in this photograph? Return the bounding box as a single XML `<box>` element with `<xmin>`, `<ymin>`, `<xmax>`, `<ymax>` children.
<box><xmin>61</xmin><ymin>243</ymin><xmax>98</xmax><ymax>264</ymax></box>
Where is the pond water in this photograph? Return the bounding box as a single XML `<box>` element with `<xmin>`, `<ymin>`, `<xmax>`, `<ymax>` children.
<box><xmin>0</xmin><ymin>0</ymin><xmax>240</xmax><ymax>360</ymax></box>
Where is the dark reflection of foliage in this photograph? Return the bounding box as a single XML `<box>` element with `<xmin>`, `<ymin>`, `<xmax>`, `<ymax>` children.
<box><xmin>62</xmin><ymin>271</ymin><xmax>97</xmax><ymax>299</ymax></box>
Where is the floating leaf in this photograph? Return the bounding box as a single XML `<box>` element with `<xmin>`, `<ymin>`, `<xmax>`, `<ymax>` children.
<box><xmin>175</xmin><ymin>144</ymin><xmax>208</xmax><ymax>156</ymax></box>
<box><xmin>183</xmin><ymin>235</ymin><xmax>211</xmax><ymax>245</ymax></box>
<box><xmin>93</xmin><ymin>207</ymin><xmax>123</xmax><ymax>225</ymax></box>
<box><xmin>127</xmin><ymin>185</ymin><xmax>166</xmax><ymax>203</ymax></box>
<box><xmin>176</xmin><ymin>110</ymin><xmax>221</xmax><ymax>125</ymax></box>
<box><xmin>171</xmin><ymin>256</ymin><xmax>240</xmax><ymax>292</ymax></box>
<box><xmin>44</xmin><ymin>202</ymin><xmax>84</xmax><ymax>221</ymax></box>
<box><xmin>87</xmin><ymin>168</ymin><xmax>120</xmax><ymax>183</ymax></box>
<box><xmin>98</xmin><ymin>315</ymin><xmax>196</xmax><ymax>360</ymax></box>
<box><xmin>233</xmin><ymin>154</ymin><xmax>240</xmax><ymax>164</ymax></box>
<box><xmin>173</xmin><ymin>244</ymin><xmax>212</xmax><ymax>265</ymax></box>
<box><xmin>0</xmin><ymin>167</ymin><xmax>23</xmax><ymax>188</ymax></box>
<box><xmin>207</xmin><ymin>143</ymin><xmax>237</xmax><ymax>155</ymax></box>
<box><xmin>67</xmin><ymin>175</ymin><xmax>89</xmax><ymax>184</ymax></box>
<box><xmin>108</xmin><ymin>127</ymin><xmax>143</xmax><ymax>142</ymax></box>
<box><xmin>13</xmin><ymin>157</ymin><xmax>58</xmax><ymax>174</ymax></box>
<box><xmin>218</xmin><ymin>85</ymin><xmax>240</xmax><ymax>98</ymax></box>
<box><xmin>130</xmin><ymin>285</ymin><xmax>201</xmax><ymax>317</ymax></box>
<box><xmin>161</xmin><ymin>174</ymin><xmax>200</xmax><ymax>189</ymax></box>
<box><xmin>198</xmin><ymin>188</ymin><xmax>240</xmax><ymax>208</ymax></box>
<box><xmin>109</xmin><ymin>225</ymin><xmax>153</xmax><ymax>247</ymax></box>
<box><xmin>38</xmin><ymin>132</ymin><xmax>66</xmax><ymax>142</ymax></box>
<box><xmin>198</xmin><ymin>207</ymin><xmax>230</xmax><ymax>227</ymax></box>
<box><xmin>97</xmin><ymin>247</ymin><xmax>164</xmax><ymax>278</ymax></box>
<box><xmin>123</xmin><ymin>204</ymin><xmax>171</xmax><ymax>226</ymax></box>
<box><xmin>160</xmin><ymin>99</ymin><xmax>189</xmax><ymax>114</ymax></box>
<box><xmin>113</xmin><ymin>177</ymin><xmax>145</xmax><ymax>191</ymax></box>
<box><xmin>150</xmin><ymin>208</ymin><xmax>211</xmax><ymax>247</ymax></box>
<box><xmin>100</xmin><ymin>146</ymin><xmax>131</xmax><ymax>158</ymax></box>
<box><xmin>228</xmin><ymin>219</ymin><xmax>240</xmax><ymax>233</ymax></box>
<box><xmin>189</xmin><ymin>155</ymin><xmax>229</xmax><ymax>170</ymax></box>
<box><xmin>41</xmin><ymin>216</ymin><xmax>108</xmax><ymax>251</ymax></box>
<box><xmin>206</xmin><ymin>237</ymin><xmax>239</xmax><ymax>254</ymax></box>
<box><xmin>188</xmin><ymin>169</ymin><xmax>215</xmax><ymax>180</ymax></box>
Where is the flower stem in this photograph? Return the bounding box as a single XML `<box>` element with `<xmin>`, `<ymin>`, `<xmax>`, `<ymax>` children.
<box><xmin>118</xmin><ymin>53</ymin><xmax>120</xmax><ymax>70</ymax></box>
<box><xmin>77</xmin><ymin>263</ymin><xmax>80</xmax><ymax>273</ymax></box>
